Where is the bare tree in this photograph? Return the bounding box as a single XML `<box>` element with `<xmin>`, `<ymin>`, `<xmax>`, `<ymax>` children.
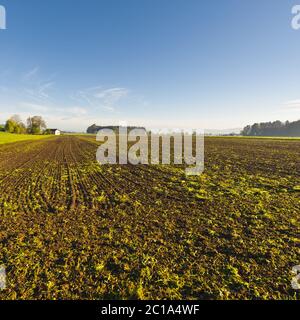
<box><xmin>27</xmin><ymin>116</ymin><xmax>47</xmax><ymax>134</ymax></box>
<box><xmin>10</xmin><ymin>114</ymin><xmax>22</xmax><ymax>124</ymax></box>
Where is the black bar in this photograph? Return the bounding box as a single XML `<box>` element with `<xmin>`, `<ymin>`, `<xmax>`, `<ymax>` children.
<box><xmin>0</xmin><ymin>300</ymin><xmax>298</xmax><ymax>319</ymax></box>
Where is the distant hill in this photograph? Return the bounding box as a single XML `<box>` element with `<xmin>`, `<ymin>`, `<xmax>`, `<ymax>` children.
<box><xmin>241</xmin><ymin>120</ymin><xmax>300</xmax><ymax>137</ymax></box>
<box><xmin>86</xmin><ymin>124</ymin><xmax>146</xmax><ymax>134</ymax></box>
<box><xmin>205</xmin><ymin>128</ymin><xmax>242</xmax><ymax>135</ymax></box>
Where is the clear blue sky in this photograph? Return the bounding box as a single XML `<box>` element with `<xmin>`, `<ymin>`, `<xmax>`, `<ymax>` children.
<box><xmin>0</xmin><ymin>0</ymin><xmax>299</xmax><ymax>131</ymax></box>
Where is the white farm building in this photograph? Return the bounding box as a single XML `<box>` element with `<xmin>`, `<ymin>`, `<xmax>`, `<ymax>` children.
<box><xmin>49</xmin><ymin>129</ymin><xmax>61</xmax><ymax>135</ymax></box>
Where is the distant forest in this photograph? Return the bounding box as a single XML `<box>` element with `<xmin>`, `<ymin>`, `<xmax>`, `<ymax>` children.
<box><xmin>241</xmin><ymin>120</ymin><xmax>300</xmax><ymax>137</ymax></box>
<box><xmin>87</xmin><ymin>124</ymin><xmax>146</xmax><ymax>134</ymax></box>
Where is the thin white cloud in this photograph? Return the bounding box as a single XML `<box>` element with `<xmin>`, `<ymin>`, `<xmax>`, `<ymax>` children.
<box><xmin>66</xmin><ymin>107</ymin><xmax>87</xmax><ymax>116</ymax></box>
<box><xmin>74</xmin><ymin>86</ymin><xmax>129</xmax><ymax>112</ymax></box>
<box><xmin>19</xmin><ymin>102</ymin><xmax>50</xmax><ymax>112</ymax></box>
<box><xmin>0</xmin><ymin>70</ymin><xmax>148</xmax><ymax>131</ymax></box>
<box><xmin>24</xmin><ymin>81</ymin><xmax>55</xmax><ymax>102</ymax></box>
<box><xmin>20</xmin><ymin>67</ymin><xmax>57</xmax><ymax>105</ymax></box>
<box><xmin>18</xmin><ymin>102</ymin><xmax>88</xmax><ymax>117</ymax></box>
<box><xmin>23</xmin><ymin>66</ymin><xmax>39</xmax><ymax>81</ymax></box>
<box><xmin>283</xmin><ymin>100</ymin><xmax>300</xmax><ymax>110</ymax></box>
<box><xmin>94</xmin><ymin>87</ymin><xmax>128</xmax><ymax>100</ymax></box>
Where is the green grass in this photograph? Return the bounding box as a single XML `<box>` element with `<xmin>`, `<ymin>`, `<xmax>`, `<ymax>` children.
<box><xmin>0</xmin><ymin>132</ymin><xmax>53</xmax><ymax>145</ymax></box>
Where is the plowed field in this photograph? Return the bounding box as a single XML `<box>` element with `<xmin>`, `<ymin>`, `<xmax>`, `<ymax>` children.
<box><xmin>0</xmin><ymin>136</ymin><xmax>299</xmax><ymax>299</ymax></box>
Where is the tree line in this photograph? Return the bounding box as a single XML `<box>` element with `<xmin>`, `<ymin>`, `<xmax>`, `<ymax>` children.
<box><xmin>241</xmin><ymin>120</ymin><xmax>300</xmax><ymax>137</ymax></box>
<box><xmin>2</xmin><ymin>115</ymin><xmax>48</xmax><ymax>135</ymax></box>
<box><xmin>87</xmin><ymin>124</ymin><xmax>146</xmax><ymax>134</ymax></box>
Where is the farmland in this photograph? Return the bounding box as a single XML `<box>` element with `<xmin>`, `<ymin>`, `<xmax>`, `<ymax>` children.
<box><xmin>0</xmin><ymin>136</ymin><xmax>299</xmax><ymax>300</ymax></box>
<box><xmin>0</xmin><ymin>132</ymin><xmax>51</xmax><ymax>145</ymax></box>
